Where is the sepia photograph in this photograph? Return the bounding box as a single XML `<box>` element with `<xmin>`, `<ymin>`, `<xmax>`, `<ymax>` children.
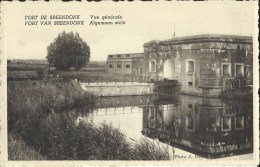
<box><xmin>0</xmin><ymin>1</ymin><xmax>259</xmax><ymax>166</ymax></box>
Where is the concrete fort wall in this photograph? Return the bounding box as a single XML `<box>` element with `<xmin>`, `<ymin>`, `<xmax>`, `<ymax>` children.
<box><xmin>143</xmin><ymin>35</ymin><xmax>253</xmax><ymax>97</ymax></box>
<box><xmin>80</xmin><ymin>82</ymin><xmax>154</xmax><ymax>97</ymax></box>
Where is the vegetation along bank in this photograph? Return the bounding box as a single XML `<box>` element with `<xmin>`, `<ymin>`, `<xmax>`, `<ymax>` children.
<box><xmin>8</xmin><ymin>79</ymin><xmax>171</xmax><ymax>160</ymax></box>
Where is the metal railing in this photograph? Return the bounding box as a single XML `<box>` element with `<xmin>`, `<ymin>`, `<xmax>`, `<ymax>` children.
<box><xmin>222</xmin><ymin>76</ymin><xmax>246</xmax><ymax>91</ymax></box>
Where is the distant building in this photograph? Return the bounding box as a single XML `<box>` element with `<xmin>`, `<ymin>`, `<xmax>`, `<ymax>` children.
<box><xmin>107</xmin><ymin>53</ymin><xmax>144</xmax><ymax>75</ymax></box>
<box><xmin>143</xmin><ymin>34</ymin><xmax>253</xmax><ymax>97</ymax></box>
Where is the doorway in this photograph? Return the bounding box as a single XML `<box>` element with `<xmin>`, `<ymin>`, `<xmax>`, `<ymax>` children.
<box><xmin>163</xmin><ymin>59</ymin><xmax>175</xmax><ymax>80</ymax></box>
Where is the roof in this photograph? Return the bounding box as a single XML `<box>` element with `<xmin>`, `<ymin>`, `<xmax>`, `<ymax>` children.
<box><xmin>107</xmin><ymin>53</ymin><xmax>143</xmax><ymax>59</ymax></box>
<box><xmin>144</xmin><ymin>34</ymin><xmax>253</xmax><ymax>47</ymax></box>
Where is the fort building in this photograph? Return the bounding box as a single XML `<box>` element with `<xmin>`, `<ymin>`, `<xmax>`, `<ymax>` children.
<box><xmin>107</xmin><ymin>53</ymin><xmax>144</xmax><ymax>75</ymax></box>
<box><xmin>143</xmin><ymin>34</ymin><xmax>253</xmax><ymax>97</ymax></box>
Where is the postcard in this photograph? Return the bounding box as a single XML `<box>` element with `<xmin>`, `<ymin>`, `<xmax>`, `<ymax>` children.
<box><xmin>0</xmin><ymin>1</ymin><xmax>259</xmax><ymax>166</ymax></box>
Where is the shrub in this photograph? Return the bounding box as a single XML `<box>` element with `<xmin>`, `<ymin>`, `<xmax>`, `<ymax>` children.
<box><xmin>128</xmin><ymin>138</ymin><xmax>170</xmax><ymax>160</ymax></box>
<box><xmin>8</xmin><ymin>133</ymin><xmax>47</xmax><ymax>160</ymax></box>
<box><xmin>8</xmin><ymin>80</ymin><xmax>171</xmax><ymax>160</ymax></box>
<box><xmin>8</xmin><ymin>80</ymin><xmax>94</xmax><ymax>138</ymax></box>
<box><xmin>37</xmin><ymin>111</ymin><xmax>170</xmax><ymax>160</ymax></box>
<box><xmin>37</xmin><ymin>112</ymin><xmax>129</xmax><ymax>160</ymax></box>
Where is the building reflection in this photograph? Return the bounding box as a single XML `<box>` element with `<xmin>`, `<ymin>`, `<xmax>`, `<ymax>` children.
<box><xmin>142</xmin><ymin>94</ymin><xmax>253</xmax><ymax>159</ymax></box>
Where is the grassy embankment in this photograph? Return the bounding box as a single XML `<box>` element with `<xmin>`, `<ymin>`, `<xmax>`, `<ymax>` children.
<box><xmin>7</xmin><ymin>62</ymin><xmax>146</xmax><ymax>82</ymax></box>
<box><xmin>7</xmin><ymin>63</ymin><xmax>48</xmax><ymax>81</ymax></box>
<box><xmin>8</xmin><ymin>79</ymin><xmax>170</xmax><ymax>160</ymax></box>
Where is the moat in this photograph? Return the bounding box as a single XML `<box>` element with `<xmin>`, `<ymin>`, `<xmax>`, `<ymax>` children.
<box><xmin>77</xmin><ymin>93</ymin><xmax>253</xmax><ymax>159</ymax></box>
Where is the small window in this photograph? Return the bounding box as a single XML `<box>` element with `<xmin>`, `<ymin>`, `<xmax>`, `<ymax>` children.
<box><xmin>235</xmin><ymin>63</ymin><xmax>244</xmax><ymax>77</ymax></box>
<box><xmin>126</xmin><ymin>64</ymin><xmax>131</xmax><ymax>68</ymax></box>
<box><xmin>149</xmin><ymin>107</ymin><xmax>155</xmax><ymax>119</ymax></box>
<box><xmin>186</xmin><ymin>117</ymin><xmax>194</xmax><ymax>131</ymax></box>
<box><xmin>126</xmin><ymin>54</ymin><xmax>130</xmax><ymax>57</ymax></box>
<box><xmin>187</xmin><ymin>119</ymin><xmax>194</xmax><ymax>130</ymax></box>
<box><xmin>222</xmin><ymin>63</ymin><xmax>231</xmax><ymax>76</ymax></box>
<box><xmin>117</xmin><ymin>64</ymin><xmax>121</xmax><ymax>68</ymax></box>
<box><xmin>163</xmin><ymin>105</ymin><xmax>168</xmax><ymax>110</ymax></box>
<box><xmin>188</xmin><ymin>103</ymin><xmax>192</xmax><ymax>108</ymax></box>
<box><xmin>188</xmin><ymin>82</ymin><xmax>193</xmax><ymax>86</ymax></box>
<box><xmin>150</xmin><ymin>61</ymin><xmax>156</xmax><ymax>72</ymax></box>
<box><xmin>186</xmin><ymin>60</ymin><xmax>195</xmax><ymax>73</ymax></box>
<box><xmin>136</xmin><ymin>68</ymin><xmax>139</xmax><ymax>74</ymax></box>
<box><xmin>235</xmin><ymin>116</ymin><xmax>244</xmax><ymax>129</ymax></box>
<box><xmin>222</xmin><ymin>117</ymin><xmax>231</xmax><ymax>131</ymax></box>
<box><xmin>117</xmin><ymin>55</ymin><xmax>121</xmax><ymax>58</ymax></box>
<box><xmin>109</xmin><ymin>64</ymin><xmax>113</xmax><ymax>68</ymax></box>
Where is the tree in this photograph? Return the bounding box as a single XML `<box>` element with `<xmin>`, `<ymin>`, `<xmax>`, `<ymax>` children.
<box><xmin>46</xmin><ymin>31</ymin><xmax>90</xmax><ymax>71</ymax></box>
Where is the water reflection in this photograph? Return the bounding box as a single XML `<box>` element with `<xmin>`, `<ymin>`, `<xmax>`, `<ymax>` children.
<box><xmin>142</xmin><ymin>94</ymin><xmax>253</xmax><ymax>159</ymax></box>
<box><xmin>77</xmin><ymin>94</ymin><xmax>253</xmax><ymax>159</ymax></box>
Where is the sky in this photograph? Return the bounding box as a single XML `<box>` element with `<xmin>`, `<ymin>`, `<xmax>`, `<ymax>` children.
<box><xmin>3</xmin><ymin>1</ymin><xmax>258</xmax><ymax>61</ymax></box>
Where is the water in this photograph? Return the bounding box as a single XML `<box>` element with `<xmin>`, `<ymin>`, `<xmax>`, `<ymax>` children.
<box><xmin>78</xmin><ymin>93</ymin><xmax>253</xmax><ymax>159</ymax></box>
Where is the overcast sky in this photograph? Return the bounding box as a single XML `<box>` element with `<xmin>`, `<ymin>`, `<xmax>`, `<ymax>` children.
<box><xmin>3</xmin><ymin>1</ymin><xmax>257</xmax><ymax>61</ymax></box>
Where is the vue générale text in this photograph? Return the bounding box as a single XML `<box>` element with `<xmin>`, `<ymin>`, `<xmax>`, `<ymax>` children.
<box><xmin>89</xmin><ymin>15</ymin><xmax>126</xmax><ymax>26</ymax></box>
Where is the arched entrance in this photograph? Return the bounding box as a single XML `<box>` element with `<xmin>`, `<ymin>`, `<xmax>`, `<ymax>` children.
<box><xmin>163</xmin><ymin>59</ymin><xmax>175</xmax><ymax>80</ymax></box>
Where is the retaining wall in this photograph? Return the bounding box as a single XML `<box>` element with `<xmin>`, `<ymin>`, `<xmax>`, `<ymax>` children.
<box><xmin>80</xmin><ymin>82</ymin><xmax>154</xmax><ymax>97</ymax></box>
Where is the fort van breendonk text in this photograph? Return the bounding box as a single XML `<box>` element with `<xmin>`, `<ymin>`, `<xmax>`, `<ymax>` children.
<box><xmin>24</xmin><ymin>14</ymin><xmax>126</xmax><ymax>26</ymax></box>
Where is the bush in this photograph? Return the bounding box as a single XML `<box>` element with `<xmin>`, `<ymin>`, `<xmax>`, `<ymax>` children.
<box><xmin>8</xmin><ymin>79</ymin><xmax>171</xmax><ymax>160</ymax></box>
<box><xmin>8</xmin><ymin>80</ymin><xmax>94</xmax><ymax>136</ymax></box>
<box><xmin>36</xmin><ymin>111</ymin><xmax>170</xmax><ymax>160</ymax></box>
<box><xmin>9</xmin><ymin>109</ymin><xmax>170</xmax><ymax>160</ymax></box>
<box><xmin>8</xmin><ymin>133</ymin><xmax>47</xmax><ymax>160</ymax></box>
<box><xmin>128</xmin><ymin>138</ymin><xmax>170</xmax><ymax>160</ymax></box>
<box><xmin>37</xmin><ymin>111</ymin><xmax>129</xmax><ymax>160</ymax></box>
